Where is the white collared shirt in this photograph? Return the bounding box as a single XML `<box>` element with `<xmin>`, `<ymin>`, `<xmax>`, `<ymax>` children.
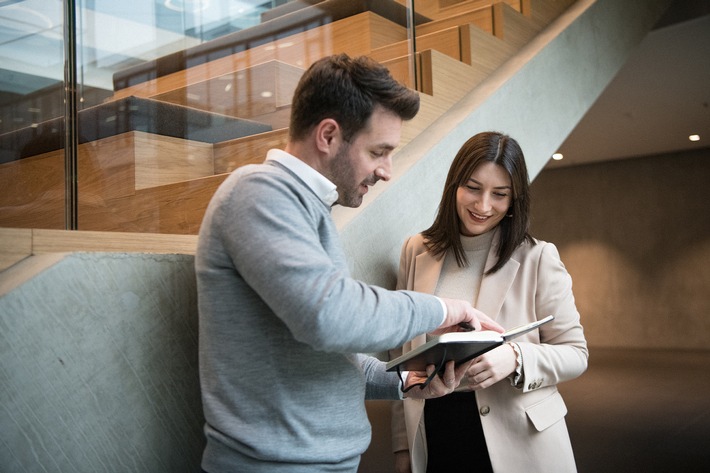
<box><xmin>265</xmin><ymin>149</ymin><xmax>339</xmax><ymax>207</ymax></box>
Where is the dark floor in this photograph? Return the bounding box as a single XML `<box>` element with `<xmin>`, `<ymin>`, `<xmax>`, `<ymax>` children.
<box><xmin>560</xmin><ymin>347</ymin><xmax>710</xmax><ymax>472</ymax></box>
<box><xmin>360</xmin><ymin>347</ymin><xmax>710</xmax><ymax>473</ymax></box>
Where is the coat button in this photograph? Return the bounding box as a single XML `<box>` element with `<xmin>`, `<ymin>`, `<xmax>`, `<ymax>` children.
<box><xmin>480</xmin><ymin>406</ymin><xmax>490</xmax><ymax>416</ymax></box>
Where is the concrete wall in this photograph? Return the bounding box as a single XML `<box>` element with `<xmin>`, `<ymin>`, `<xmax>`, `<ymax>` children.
<box><xmin>530</xmin><ymin>147</ymin><xmax>710</xmax><ymax>349</ymax></box>
<box><xmin>0</xmin><ymin>253</ymin><xmax>204</xmax><ymax>473</ymax></box>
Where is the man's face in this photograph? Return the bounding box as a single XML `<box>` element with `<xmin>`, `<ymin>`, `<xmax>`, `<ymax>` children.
<box><xmin>328</xmin><ymin>107</ymin><xmax>402</xmax><ymax>208</ymax></box>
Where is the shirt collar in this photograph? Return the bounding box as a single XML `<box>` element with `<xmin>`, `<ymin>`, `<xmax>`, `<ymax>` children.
<box><xmin>266</xmin><ymin>149</ymin><xmax>339</xmax><ymax>206</ymax></box>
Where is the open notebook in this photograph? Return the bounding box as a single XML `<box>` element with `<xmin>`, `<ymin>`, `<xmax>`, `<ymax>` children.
<box><xmin>386</xmin><ymin>315</ymin><xmax>554</xmax><ymax>372</ymax></box>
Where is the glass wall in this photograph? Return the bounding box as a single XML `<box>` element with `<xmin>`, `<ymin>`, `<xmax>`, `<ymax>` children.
<box><xmin>0</xmin><ymin>0</ymin><xmax>450</xmax><ymax>234</ymax></box>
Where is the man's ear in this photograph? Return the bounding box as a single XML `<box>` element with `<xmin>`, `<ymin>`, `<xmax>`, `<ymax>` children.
<box><xmin>315</xmin><ymin>118</ymin><xmax>341</xmax><ymax>155</ymax></box>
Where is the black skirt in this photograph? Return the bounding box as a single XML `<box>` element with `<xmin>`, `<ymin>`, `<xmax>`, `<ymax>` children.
<box><xmin>424</xmin><ymin>391</ymin><xmax>493</xmax><ymax>473</ymax></box>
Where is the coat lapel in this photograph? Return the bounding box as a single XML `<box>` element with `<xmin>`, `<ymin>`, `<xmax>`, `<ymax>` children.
<box><xmin>477</xmin><ymin>237</ymin><xmax>519</xmax><ymax>321</ymax></box>
<box><xmin>412</xmin><ymin>251</ymin><xmax>443</xmax><ymax>294</ymax></box>
<box><xmin>409</xmin><ymin>233</ymin><xmax>520</xmax><ymax>323</ymax></box>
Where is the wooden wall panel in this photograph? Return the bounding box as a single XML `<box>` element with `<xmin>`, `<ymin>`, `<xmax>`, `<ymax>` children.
<box><xmin>78</xmin><ymin>134</ymin><xmax>136</xmax><ymax>201</ymax></box>
<box><xmin>492</xmin><ymin>2</ymin><xmax>541</xmax><ymax>47</ymax></box>
<box><xmin>213</xmin><ymin>129</ymin><xmax>289</xmax><ymax>174</ymax></box>
<box><xmin>460</xmin><ymin>23</ymin><xmax>517</xmax><ymax>72</ymax></box>
<box><xmin>434</xmin><ymin>0</ymin><xmax>521</xmax><ymax>20</ymax></box>
<box><xmin>416</xmin><ymin>6</ymin><xmax>494</xmax><ymax>36</ymax></box>
<box><xmin>110</xmin><ymin>12</ymin><xmax>407</xmax><ymax>103</ymax></box>
<box><xmin>0</xmin><ymin>228</ymin><xmax>33</xmax><ymax>272</ymax></box>
<box><xmin>133</xmin><ymin>132</ymin><xmax>215</xmax><ymax>190</ymax></box>
<box><xmin>78</xmin><ymin>173</ymin><xmax>227</xmax><ymax>234</ymax></box>
<box><xmin>0</xmin><ymin>151</ymin><xmax>65</xmax><ymax>230</ymax></box>
<box><xmin>524</xmin><ymin>0</ymin><xmax>577</xmax><ymax>29</ymax></box>
<box><xmin>418</xmin><ymin>49</ymin><xmax>483</xmax><ymax>104</ymax></box>
<box><xmin>152</xmin><ymin>61</ymin><xmax>304</xmax><ymax>127</ymax></box>
<box><xmin>380</xmin><ymin>55</ymin><xmax>417</xmax><ymax>90</ymax></box>
<box><xmin>416</xmin><ymin>26</ymin><xmax>464</xmax><ymax>62</ymax></box>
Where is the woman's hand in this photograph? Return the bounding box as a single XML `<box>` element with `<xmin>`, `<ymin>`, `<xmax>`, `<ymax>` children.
<box><xmin>458</xmin><ymin>343</ymin><xmax>518</xmax><ymax>391</ymax></box>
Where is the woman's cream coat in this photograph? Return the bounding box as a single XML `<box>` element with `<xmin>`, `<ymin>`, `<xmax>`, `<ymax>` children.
<box><xmin>391</xmin><ymin>231</ymin><xmax>588</xmax><ymax>473</ymax></box>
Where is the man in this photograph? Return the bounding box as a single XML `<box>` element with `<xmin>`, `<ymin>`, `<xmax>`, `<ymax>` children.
<box><xmin>196</xmin><ymin>54</ymin><xmax>500</xmax><ymax>472</ymax></box>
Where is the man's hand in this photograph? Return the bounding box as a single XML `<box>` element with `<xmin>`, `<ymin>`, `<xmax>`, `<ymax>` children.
<box><xmin>434</xmin><ymin>298</ymin><xmax>504</xmax><ymax>335</ymax></box>
<box><xmin>402</xmin><ymin>359</ymin><xmax>472</xmax><ymax>399</ymax></box>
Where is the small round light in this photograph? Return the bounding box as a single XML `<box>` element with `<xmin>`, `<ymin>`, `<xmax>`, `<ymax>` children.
<box><xmin>552</xmin><ymin>153</ymin><xmax>563</xmax><ymax>161</ymax></box>
<box><xmin>689</xmin><ymin>134</ymin><xmax>700</xmax><ymax>142</ymax></box>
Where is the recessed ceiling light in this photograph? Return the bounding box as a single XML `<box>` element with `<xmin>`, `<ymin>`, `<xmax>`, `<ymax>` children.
<box><xmin>689</xmin><ymin>134</ymin><xmax>700</xmax><ymax>142</ymax></box>
<box><xmin>552</xmin><ymin>153</ymin><xmax>563</xmax><ymax>161</ymax></box>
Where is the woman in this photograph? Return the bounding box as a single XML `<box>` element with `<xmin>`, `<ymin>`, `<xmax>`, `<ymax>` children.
<box><xmin>391</xmin><ymin>131</ymin><xmax>588</xmax><ymax>473</ymax></box>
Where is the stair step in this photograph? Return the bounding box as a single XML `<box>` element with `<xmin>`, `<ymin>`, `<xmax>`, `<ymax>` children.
<box><xmin>112</xmin><ymin>0</ymin><xmax>428</xmax><ymax>92</ymax></box>
<box><xmin>0</xmin><ymin>96</ymin><xmax>272</xmax><ymax>164</ymax></box>
<box><xmin>151</xmin><ymin>61</ymin><xmax>304</xmax><ymax>131</ymax></box>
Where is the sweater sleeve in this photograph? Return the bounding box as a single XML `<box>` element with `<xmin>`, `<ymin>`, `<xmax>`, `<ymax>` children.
<box><xmin>355</xmin><ymin>354</ymin><xmax>402</xmax><ymax>400</ymax></box>
<box><xmin>216</xmin><ymin>169</ymin><xmax>443</xmax><ymax>354</ymax></box>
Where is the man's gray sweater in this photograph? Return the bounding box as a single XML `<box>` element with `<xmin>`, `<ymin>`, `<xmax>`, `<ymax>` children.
<box><xmin>196</xmin><ymin>160</ymin><xmax>443</xmax><ymax>472</ymax></box>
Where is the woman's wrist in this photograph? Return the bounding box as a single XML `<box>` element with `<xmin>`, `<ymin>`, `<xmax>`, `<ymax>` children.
<box><xmin>507</xmin><ymin>342</ymin><xmax>524</xmax><ymax>388</ymax></box>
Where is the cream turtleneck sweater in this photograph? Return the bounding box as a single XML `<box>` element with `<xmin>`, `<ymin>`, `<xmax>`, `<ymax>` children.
<box><xmin>434</xmin><ymin>230</ymin><xmax>495</xmax><ymax>305</ymax></box>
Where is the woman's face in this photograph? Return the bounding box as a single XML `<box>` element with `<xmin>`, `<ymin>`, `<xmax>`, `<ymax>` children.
<box><xmin>456</xmin><ymin>161</ymin><xmax>512</xmax><ymax>237</ymax></box>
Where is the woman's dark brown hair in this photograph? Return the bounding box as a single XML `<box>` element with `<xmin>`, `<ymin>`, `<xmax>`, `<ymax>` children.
<box><xmin>422</xmin><ymin>131</ymin><xmax>535</xmax><ymax>274</ymax></box>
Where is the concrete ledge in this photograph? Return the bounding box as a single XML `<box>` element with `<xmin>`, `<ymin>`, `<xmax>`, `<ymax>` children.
<box><xmin>0</xmin><ymin>252</ymin><xmax>67</xmax><ymax>296</ymax></box>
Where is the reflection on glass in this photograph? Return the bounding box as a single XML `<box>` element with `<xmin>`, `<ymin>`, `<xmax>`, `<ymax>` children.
<box><xmin>1</xmin><ymin>0</ymin><xmax>421</xmax><ymax>233</ymax></box>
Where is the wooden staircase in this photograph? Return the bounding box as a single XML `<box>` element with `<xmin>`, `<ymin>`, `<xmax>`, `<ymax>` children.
<box><xmin>0</xmin><ymin>0</ymin><xmax>575</xmax><ymax>238</ymax></box>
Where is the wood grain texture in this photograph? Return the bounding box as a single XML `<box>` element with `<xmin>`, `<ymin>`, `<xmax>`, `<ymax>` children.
<box><xmin>133</xmin><ymin>132</ymin><xmax>215</xmax><ymax>190</ymax></box>
<box><xmin>0</xmin><ymin>151</ymin><xmax>66</xmax><ymax>230</ymax></box>
<box><xmin>31</xmin><ymin>229</ymin><xmax>198</xmax><ymax>254</ymax></box>
<box><xmin>0</xmin><ymin>228</ymin><xmax>32</xmax><ymax>272</ymax></box>
<box><xmin>152</xmin><ymin>60</ymin><xmax>304</xmax><ymax>128</ymax></box>
<box><xmin>460</xmin><ymin>23</ymin><xmax>517</xmax><ymax>72</ymax></box>
<box><xmin>214</xmin><ymin>128</ymin><xmax>289</xmax><ymax>173</ymax></box>
<box><xmin>418</xmin><ymin>49</ymin><xmax>483</xmax><ymax>104</ymax></box>
<box><xmin>429</xmin><ymin>0</ymin><xmax>521</xmax><ymax>20</ymax></box>
<box><xmin>110</xmin><ymin>12</ymin><xmax>406</xmax><ymax>102</ymax></box>
<box><xmin>1</xmin><ymin>132</ymin><xmax>225</xmax><ymax>234</ymax></box>
<box><xmin>416</xmin><ymin>5</ymin><xmax>495</xmax><ymax>36</ymax></box>
<box><xmin>0</xmin><ymin>228</ymin><xmax>198</xmax><ymax>274</ymax></box>
<box><xmin>523</xmin><ymin>0</ymin><xmax>577</xmax><ymax>29</ymax></box>
<box><xmin>493</xmin><ymin>2</ymin><xmax>542</xmax><ymax>47</ymax></box>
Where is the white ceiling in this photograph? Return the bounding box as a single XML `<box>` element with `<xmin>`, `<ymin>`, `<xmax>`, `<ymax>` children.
<box><xmin>546</xmin><ymin>7</ymin><xmax>710</xmax><ymax>169</ymax></box>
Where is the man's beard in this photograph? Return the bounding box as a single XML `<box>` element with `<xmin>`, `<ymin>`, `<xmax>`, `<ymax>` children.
<box><xmin>329</xmin><ymin>143</ymin><xmax>378</xmax><ymax>208</ymax></box>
